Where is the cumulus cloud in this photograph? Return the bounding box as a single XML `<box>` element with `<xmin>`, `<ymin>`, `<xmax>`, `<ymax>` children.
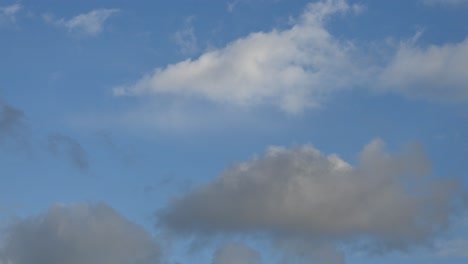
<box><xmin>379</xmin><ymin>36</ymin><xmax>468</xmax><ymax>102</ymax></box>
<box><xmin>0</xmin><ymin>4</ymin><xmax>21</xmax><ymax>28</ymax></box>
<box><xmin>109</xmin><ymin>0</ymin><xmax>468</xmax><ymax>123</ymax></box>
<box><xmin>159</xmin><ymin>139</ymin><xmax>461</xmax><ymax>252</ymax></box>
<box><xmin>0</xmin><ymin>203</ymin><xmax>161</xmax><ymax>264</ymax></box>
<box><xmin>114</xmin><ymin>0</ymin><xmax>367</xmax><ymax>114</ymax></box>
<box><xmin>44</xmin><ymin>8</ymin><xmax>119</xmax><ymax>37</ymax></box>
<box><xmin>47</xmin><ymin>133</ymin><xmax>89</xmax><ymax>172</ymax></box>
<box><xmin>0</xmin><ymin>101</ymin><xmax>28</xmax><ymax>148</ymax></box>
<box><xmin>212</xmin><ymin>243</ymin><xmax>261</xmax><ymax>264</ymax></box>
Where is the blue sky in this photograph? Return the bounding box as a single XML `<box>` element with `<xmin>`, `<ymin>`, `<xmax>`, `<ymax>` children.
<box><xmin>0</xmin><ymin>0</ymin><xmax>468</xmax><ymax>263</ymax></box>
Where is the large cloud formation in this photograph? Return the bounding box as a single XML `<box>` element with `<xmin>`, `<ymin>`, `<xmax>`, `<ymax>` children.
<box><xmin>159</xmin><ymin>139</ymin><xmax>461</xmax><ymax>252</ymax></box>
<box><xmin>114</xmin><ymin>0</ymin><xmax>367</xmax><ymax>114</ymax></box>
<box><xmin>0</xmin><ymin>204</ymin><xmax>161</xmax><ymax>264</ymax></box>
<box><xmin>115</xmin><ymin>0</ymin><xmax>468</xmax><ymax>115</ymax></box>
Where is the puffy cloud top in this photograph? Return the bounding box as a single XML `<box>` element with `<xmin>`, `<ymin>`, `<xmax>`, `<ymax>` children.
<box><xmin>159</xmin><ymin>139</ymin><xmax>460</xmax><ymax>251</ymax></box>
<box><xmin>0</xmin><ymin>204</ymin><xmax>161</xmax><ymax>264</ymax></box>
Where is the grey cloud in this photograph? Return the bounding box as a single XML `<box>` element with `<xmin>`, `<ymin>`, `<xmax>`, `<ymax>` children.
<box><xmin>48</xmin><ymin>133</ymin><xmax>89</xmax><ymax>172</ymax></box>
<box><xmin>436</xmin><ymin>239</ymin><xmax>468</xmax><ymax>257</ymax></box>
<box><xmin>0</xmin><ymin>101</ymin><xmax>28</xmax><ymax>148</ymax></box>
<box><xmin>277</xmin><ymin>240</ymin><xmax>345</xmax><ymax>264</ymax></box>
<box><xmin>212</xmin><ymin>243</ymin><xmax>261</xmax><ymax>264</ymax></box>
<box><xmin>0</xmin><ymin>203</ymin><xmax>161</xmax><ymax>264</ymax></box>
<box><xmin>158</xmin><ymin>139</ymin><xmax>461</xmax><ymax>252</ymax></box>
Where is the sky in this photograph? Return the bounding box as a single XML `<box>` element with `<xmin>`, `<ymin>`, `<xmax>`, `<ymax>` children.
<box><xmin>0</xmin><ymin>0</ymin><xmax>468</xmax><ymax>263</ymax></box>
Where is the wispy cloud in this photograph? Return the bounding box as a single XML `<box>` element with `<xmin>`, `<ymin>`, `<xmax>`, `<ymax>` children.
<box><xmin>44</xmin><ymin>8</ymin><xmax>119</xmax><ymax>37</ymax></box>
<box><xmin>379</xmin><ymin>36</ymin><xmax>468</xmax><ymax>102</ymax></box>
<box><xmin>47</xmin><ymin>133</ymin><xmax>89</xmax><ymax>172</ymax></box>
<box><xmin>213</xmin><ymin>243</ymin><xmax>261</xmax><ymax>264</ymax></box>
<box><xmin>0</xmin><ymin>100</ymin><xmax>28</xmax><ymax>149</ymax></box>
<box><xmin>0</xmin><ymin>3</ymin><xmax>21</xmax><ymax>29</ymax></box>
<box><xmin>226</xmin><ymin>0</ymin><xmax>240</xmax><ymax>13</ymax></box>
<box><xmin>172</xmin><ymin>16</ymin><xmax>198</xmax><ymax>55</ymax></box>
<box><xmin>436</xmin><ymin>239</ymin><xmax>468</xmax><ymax>257</ymax></box>
<box><xmin>421</xmin><ymin>0</ymin><xmax>468</xmax><ymax>6</ymax></box>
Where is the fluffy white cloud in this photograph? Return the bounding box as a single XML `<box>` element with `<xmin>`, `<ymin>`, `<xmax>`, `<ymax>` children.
<box><xmin>114</xmin><ymin>0</ymin><xmax>367</xmax><ymax>114</ymax></box>
<box><xmin>159</xmin><ymin>139</ymin><xmax>461</xmax><ymax>252</ymax></box>
<box><xmin>0</xmin><ymin>204</ymin><xmax>161</xmax><ymax>264</ymax></box>
<box><xmin>110</xmin><ymin>0</ymin><xmax>468</xmax><ymax>130</ymax></box>
<box><xmin>0</xmin><ymin>4</ymin><xmax>21</xmax><ymax>28</ymax></box>
<box><xmin>212</xmin><ymin>243</ymin><xmax>261</xmax><ymax>264</ymax></box>
<box><xmin>379</xmin><ymin>37</ymin><xmax>468</xmax><ymax>102</ymax></box>
<box><xmin>44</xmin><ymin>8</ymin><xmax>119</xmax><ymax>37</ymax></box>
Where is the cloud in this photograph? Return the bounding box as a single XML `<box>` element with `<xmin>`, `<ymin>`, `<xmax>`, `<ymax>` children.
<box><xmin>226</xmin><ymin>1</ymin><xmax>240</xmax><ymax>13</ymax></box>
<box><xmin>47</xmin><ymin>133</ymin><xmax>89</xmax><ymax>172</ymax></box>
<box><xmin>277</xmin><ymin>240</ymin><xmax>345</xmax><ymax>264</ymax></box>
<box><xmin>109</xmin><ymin>0</ymin><xmax>468</xmax><ymax>124</ymax></box>
<box><xmin>0</xmin><ymin>203</ymin><xmax>161</xmax><ymax>264</ymax></box>
<box><xmin>114</xmin><ymin>0</ymin><xmax>367</xmax><ymax>114</ymax></box>
<box><xmin>436</xmin><ymin>239</ymin><xmax>468</xmax><ymax>257</ymax></box>
<box><xmin>421</xmin><ymin>0</ymin><xmax>468</xmax><ymax>6</ymax></box>
<box><xmin>0</xmin><ymin>3</ymin><xmax>21</xmax><ymax>29</ymax></box>
<box><xmin>379</xmin><ymin>36</ymin><xmax>468</xmax><ymax>102</ymax></box>
<box><xmin>0</xmin><ymin>101</ymin><xmax>28</xmax><ymax>148</ymax></box>
<box><xmin>172</xmin><ymin>17</ymin><xmax>198</xmax><ymax>55</ymax></box>
<box><xmin>158</xmin><ymin>139</ymin><xmax>462</xmax><ymax>253</ymax></box>
<box><xmin>44</xmin><ymin>8</ymin><xmax>119</xmax><ymax>37</ymax></box>
<box><xmin>212</xmin><ymin>243</ymin><xmax>261</xmax><ymax>264</ymax></box>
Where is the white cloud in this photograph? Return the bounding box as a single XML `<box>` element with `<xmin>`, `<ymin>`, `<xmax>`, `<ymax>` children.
<box><xmin>107</xmin><ymin>0</ymin><xmax>468</xmax><ymax>132</ymax></box>
<box><xmin>0</xmin><ymin>203</ymin><xmax>161</xmax><ymax>264</ymax></box>
<box><xmin>114</xmin><ymin>0</ymin><xmax>367</xmax><ymax>114</ymax></box>
<box><xmin>159</xmin><ymin>139</ymin><xmax>461</xmax><ymax>252</ymax></box>
<box><xmin>0</xmin><ymin>4</ymin><xmax>21</xmax><ymax>28</ymax></box>
<box><xmin>44</xmin><ymin>8</ymin><xmax>119</xmax><ymax>37</ymax></box>
<box><xmin>379</xmin><ymin>37</ymin><xmax>468</xmax><ymax>102</ymax></box>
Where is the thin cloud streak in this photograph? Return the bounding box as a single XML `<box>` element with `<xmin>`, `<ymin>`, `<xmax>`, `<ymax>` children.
<box><xmin>47</xmin><ymin>133</ymin><xmax>89</xmax><ymax>172</ymax></box>
<box><xmin>43</xmin><ymin>8</ymin><xmax>119</xmax><ymax>37</ymax></box>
